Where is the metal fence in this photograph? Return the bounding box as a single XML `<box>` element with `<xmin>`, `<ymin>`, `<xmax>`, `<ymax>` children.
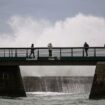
<box><xmin>0</xmin><ymin>47</ymin><xmax>105</xmax><ymax>58</ymax></box>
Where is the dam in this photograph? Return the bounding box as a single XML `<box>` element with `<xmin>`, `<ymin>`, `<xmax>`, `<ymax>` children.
<box><xmin>0</xmin><ymin>47</ymin><xmax>105</xmax><ymax>99</ymax></box>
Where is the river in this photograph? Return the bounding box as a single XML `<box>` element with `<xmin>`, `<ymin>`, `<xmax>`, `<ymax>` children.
<box><xmin>0</xmin><ymin>92</ymin><xmax>104</xmax><ymax>105</ymax></box>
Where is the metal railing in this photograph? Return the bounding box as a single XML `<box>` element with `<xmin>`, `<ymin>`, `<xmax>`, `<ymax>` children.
<box><xmin>0</xmin><ymin>47</ymin><xmax>105</xmax><ymax>59</ymax></box>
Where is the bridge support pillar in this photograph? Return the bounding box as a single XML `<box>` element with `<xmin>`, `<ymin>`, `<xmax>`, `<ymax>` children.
<box><xmin>89</xmin><ymin>62</ymin><xmax>105</xmax><ymax>99</ymax></box>
<box><xmin>0</xmin><ymin>65</ymin><xmax>26</xmax><ymax>97</ymax></box>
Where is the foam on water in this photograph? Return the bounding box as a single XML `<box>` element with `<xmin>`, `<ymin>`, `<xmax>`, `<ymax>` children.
<box><xmin>0</xmin><ymin>93</ymin><xmax>105</xmax><ymax>105</ymax></box>
<box><xmin>26</xmin><ymin>92</ymin><xmax>73</xmax><ymax>96</ymax></box>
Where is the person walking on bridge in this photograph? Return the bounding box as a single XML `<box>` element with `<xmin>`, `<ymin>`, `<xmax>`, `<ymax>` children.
<box><xmin>29</xmin><ymin>43</ymin><xmax>35</xmax><ymax>58</ymax></box>
<box><xmin>84</xmin><ymin>42</ymin><xmax>89</xmax><ymax>57</ymax></box>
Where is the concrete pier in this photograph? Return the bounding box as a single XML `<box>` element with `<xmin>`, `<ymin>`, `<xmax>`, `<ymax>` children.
<box><xmin>89</xmin><ymin>62</ymin><xmax>105</xmax><ymax>99</ymax></box>
<box><xmin>0</xmin><ymin>66</ymin><xmax>26</xmax><ymax>97</ymax></box>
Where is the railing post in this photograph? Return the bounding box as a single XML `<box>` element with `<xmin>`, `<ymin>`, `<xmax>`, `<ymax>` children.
<box><xmin>15</xmin><ymin>49</ymin><xmax>17</xmax><ymax>57</ymax></box>
<box><xmin>9</xmin><ymin>49</ymin><xmax>10</xmax><ymax>57</ymax></box>
<box><xmin>11</xmin><ymin>49</ymin><xmax>13</xmax><ymax>57</ymax></box>
<box><xmin>4</xmin><ymin>49</ymin><xmax>5</xmax><ymax>57</ymax></box>
<box><xmin>94</xmin><ymin>48</ymin><xmax>96</xmax><ymax>57</ymax></box>
<box><xmin>60</xmin><ymin>48</ymin><xmax>61</xmax><ymax>59</ymax></box>
<box><xmin>83</xmin><ymin>48</ymin><xmax>84</xmax><ymax>57</ymax></box>
<box><xmin>71</xmin><ymin>48</ymin><xmax>73</xmax><ymax>57</ymax></box>
<box><xmin>26</xmin><ymin>49</ymin><xmax>28</xmax><ymax>58</ymax></box>
<box><xmin>37</xmin><ymin>49</ymin><xmax>39</xmax><ymax>59</ymax></box>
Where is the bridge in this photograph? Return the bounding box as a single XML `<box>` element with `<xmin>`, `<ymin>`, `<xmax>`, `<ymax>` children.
<box><xmin>0</xmin><ymin>47</ymin><xmax>105</xmax><ymax>99</ymax></box>
<box><xmin>0</xmin><ymin>47</ymin><xmax>105</xmax><ymax>65</ymax></box>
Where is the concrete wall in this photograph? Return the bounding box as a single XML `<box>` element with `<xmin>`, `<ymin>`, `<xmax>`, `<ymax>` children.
<box><xmin>0</xmin><ymin>66</ymin><xmax>26</xmax><ymax>97</ymax></box>
<box><xmin>89</xmin><ymin>62</ymin><xmax>105</xmax><ymax>99</ymax></box>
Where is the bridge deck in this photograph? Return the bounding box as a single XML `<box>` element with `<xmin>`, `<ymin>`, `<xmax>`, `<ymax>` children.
<box><xmin>0</xmin><ymin>47</ymin><xmax>105</xmax><ymax>65</ymax></box>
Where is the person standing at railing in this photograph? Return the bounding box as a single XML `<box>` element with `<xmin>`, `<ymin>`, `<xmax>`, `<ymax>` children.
<box><xmin>29</xmin><ymin>44</ymin><xmax>35</xmax><ymax>58</ymax></box>
<box><xmin>48</xmin><ymin>43</ymin><xmax>53</xmax><ymax>57</ymax></box>
<box><xmin>83</xmin><ymin>42</ymin><xmax>89</xmax><ymax>56</ymax></box>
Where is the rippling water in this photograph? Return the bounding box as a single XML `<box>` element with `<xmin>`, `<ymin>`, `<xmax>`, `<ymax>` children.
<box><xmin>0</xmin><ymin>92</ymin><xmax>105</xmax><ymax>105</ymax></box>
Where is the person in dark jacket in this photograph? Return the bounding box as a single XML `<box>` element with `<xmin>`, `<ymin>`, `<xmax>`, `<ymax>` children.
<box><xmin>29</xmin><ymin>44</ymin><xmax>35</xmax><ymax>58</ymax></box>
<box><xmin>84</xmin><ymin>42</ymin><xmax>89</xmax><ymax>56</ymax></box>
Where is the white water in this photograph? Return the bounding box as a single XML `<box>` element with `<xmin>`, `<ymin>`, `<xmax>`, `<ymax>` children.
<box><xmin>0</xmin><ymin>92</ymin><xmax>105</xmax><ymax>105</ymax></box>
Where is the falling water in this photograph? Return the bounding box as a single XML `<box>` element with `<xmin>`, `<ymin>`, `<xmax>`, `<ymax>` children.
<box><xmin>23</xmin><ymin>76</ymin><xmax>93</xmax><ymax>94</ymax></box>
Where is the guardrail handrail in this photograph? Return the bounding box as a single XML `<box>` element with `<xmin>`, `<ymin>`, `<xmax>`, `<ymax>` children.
<box><xmin>0</xmin><ymin>47</ymin><xmax>105</xmax><ymax>58</ymax></box>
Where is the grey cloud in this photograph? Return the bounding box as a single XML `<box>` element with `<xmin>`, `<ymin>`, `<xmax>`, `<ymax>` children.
<box><xmin>0</xmin><ymin>0</ymin><xmax>105</xmax><ymax>22</ymax></box>
<box><xmin>0</xmin><ymin>20</ymin><xmax>13</xmax><ymax>34</ymax></box>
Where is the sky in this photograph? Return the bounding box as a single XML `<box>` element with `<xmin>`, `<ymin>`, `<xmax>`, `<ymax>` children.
<box><xmin>0</xmin><ymin>0</ymin><xmax>105</xmax><ymax>76</ymax></box>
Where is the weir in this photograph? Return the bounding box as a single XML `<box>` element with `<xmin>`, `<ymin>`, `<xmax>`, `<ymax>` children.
<box><xmin>0</xmin><ymin>47</ymin><xmax>105</xmax><ymax>98</ymax></box>
<box><xmin>23</xmin><ymin>76</ymin><xmax>92</xmax><ymax>93</ymax></box>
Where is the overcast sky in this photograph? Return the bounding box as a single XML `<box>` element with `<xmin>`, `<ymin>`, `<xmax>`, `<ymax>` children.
<box><xmin>0</xmin><ymin>0</ymin><xmax>105</xmax><ymax>33</ymax></box>
<box><xmin>0</xmin><ymin>0</ymin><xmax>105</xmax><ymax>76</ymax></box>
<box><xmin>0</xmin><ymin>0</ymin><xmax>105</xmax><ymax>20</ymax></box>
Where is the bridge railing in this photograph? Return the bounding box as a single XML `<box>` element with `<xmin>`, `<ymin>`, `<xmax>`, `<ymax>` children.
<box><xmin>0</xmin><ymin>47</ymin><xmax>105</xmax><ymax>59</ymax></box>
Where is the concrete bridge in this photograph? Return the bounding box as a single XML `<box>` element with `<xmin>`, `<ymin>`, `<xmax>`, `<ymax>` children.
<box><xmin>0</xmin><ymin>47</ymin><xmax>105</xmax><ymax>99</ymax></box>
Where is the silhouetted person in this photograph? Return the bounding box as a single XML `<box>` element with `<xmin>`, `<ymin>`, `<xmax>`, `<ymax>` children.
<box><xmin>48</xmin><ymin>43</ymin><xmax>52</xmax><ymax>57</ymax></box>
<box><xmin>29</xmin><ymin>44</ymin><xmax>35</xmax><ymax>58</ymax></box>
<box><xmin>84</xmin><ymin>42</ymin><xmax>89</xmax><ymax>56</ymax></box>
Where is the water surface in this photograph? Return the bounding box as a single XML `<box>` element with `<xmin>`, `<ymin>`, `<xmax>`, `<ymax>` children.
<box><xmin>0</xmin><ymin>92</ymin><xmax>104</xmax><ymax>105</ymax></box>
